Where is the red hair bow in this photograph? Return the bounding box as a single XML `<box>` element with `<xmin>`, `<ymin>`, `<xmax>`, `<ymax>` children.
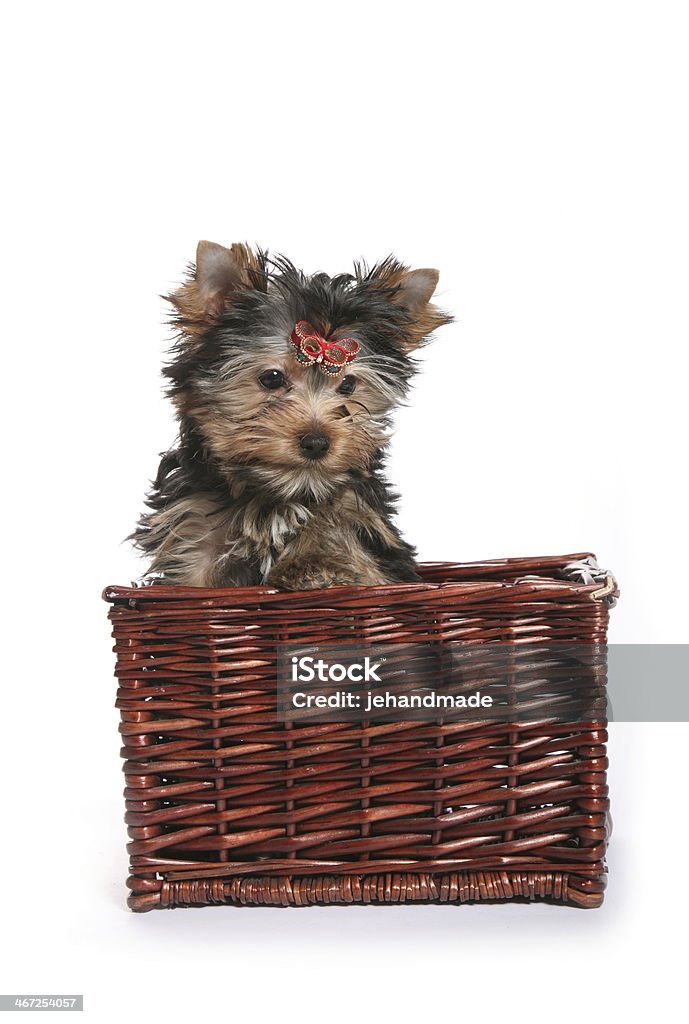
<box><xmin>290</xmin><ymin>321</ymin><xmax>361</xmax><ymax>377</ymax></box>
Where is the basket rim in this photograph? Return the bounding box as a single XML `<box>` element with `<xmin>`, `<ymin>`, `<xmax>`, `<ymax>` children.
<box><xmin>103</xmin><ymin>551</ymin><xmax>612</xmax><ymax>605</ymax></box>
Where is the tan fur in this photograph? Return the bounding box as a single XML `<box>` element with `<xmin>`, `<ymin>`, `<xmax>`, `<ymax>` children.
<box><xmin>183</xmin><ymin>354</ymin><xmax>391</xmax><ymax>502</ymax></box>
<box><xmin>168</xmin><ymin>240</ymin><xmax>265</xmax><ymax>336</ymax></box>
<box><xmin>142</xmin><ymin>485</ymin><xmax>397</xmax><ymax>588</ymax></box>
<box><xmin>369</xmin><ymin>263</ymin><xmax>451</xmax><ymax>350</ymax></box>
<box><xmin>142</xmin><ymin>495</ymin><xmax>228</xmax><ymax>586</ymax></box>
<box><xmin>267</xmin><ymin>518</ymin><xmax>387</xmax><ymax>590</ymax></box>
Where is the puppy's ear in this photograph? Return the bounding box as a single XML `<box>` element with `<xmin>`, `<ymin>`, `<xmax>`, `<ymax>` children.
<box><xmin>366</xmin><ymin>258</ymin><xmax>452</xmax><ymax>350</ymax></box>
<box><xmin>393</xmin><ymin>268</ymin><xmax>440</xmax><ymax>309</ymax></box>
<box><xmin>168</xmin><ymin>240</ymin><xmax>266</xmax><ymax>336</ymax></box>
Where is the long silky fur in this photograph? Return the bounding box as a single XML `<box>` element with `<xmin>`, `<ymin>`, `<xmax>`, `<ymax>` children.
<box><xmin>132</xmin><ymin>247</ymin><xmax>452</xmax><ymax>588</ymax></box>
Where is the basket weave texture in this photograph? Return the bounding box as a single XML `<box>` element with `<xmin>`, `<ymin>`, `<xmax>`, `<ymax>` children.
<box><xmin>104</xmin><ymin>553</ymin><xmax>614</xmax><ymax>911</ymax></box>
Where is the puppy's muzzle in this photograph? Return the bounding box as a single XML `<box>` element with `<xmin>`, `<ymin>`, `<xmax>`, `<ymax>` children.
<box><xmin>299</xmin><ymin>432</ymin><xmax>330</xmax><ymax>460</ymax></box>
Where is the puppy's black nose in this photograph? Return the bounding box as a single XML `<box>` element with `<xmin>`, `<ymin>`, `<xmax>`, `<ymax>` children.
<box><xmin>300</xmin><ymin>433</ymin><xmax>330</xmax><ymax>459</ymax></box>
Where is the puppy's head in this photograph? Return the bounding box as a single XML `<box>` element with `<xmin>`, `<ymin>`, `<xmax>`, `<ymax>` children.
<box><xmin>165</xmin><ymin>240</ymin><xmax>452</xmax><ymax>500</ymax></box>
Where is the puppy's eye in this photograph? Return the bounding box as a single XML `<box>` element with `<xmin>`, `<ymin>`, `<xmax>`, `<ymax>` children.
<box><xmin>259</xmin><ymin>369</ymin><xmax>287</xmax><ymax>390</ymax></box>
<box><xmin>338</xmin><ymin>375</ymin><xmax>357</xmax><ymax>396</ymax></box>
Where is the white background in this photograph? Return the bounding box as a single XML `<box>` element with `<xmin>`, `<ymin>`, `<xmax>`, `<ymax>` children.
<box><xmin>1</xmin><ymin>1</ymin><xmax>687</xmax><ymax>1020</ymax></box>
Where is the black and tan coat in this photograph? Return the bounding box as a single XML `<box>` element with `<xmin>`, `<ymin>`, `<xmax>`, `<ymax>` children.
<box><xmin>133</xmin><ymin>241</ymin><xmax>451</xmax><ymax>589</ymax></box>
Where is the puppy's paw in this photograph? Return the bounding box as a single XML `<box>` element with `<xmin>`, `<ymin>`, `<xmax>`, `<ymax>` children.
<box><xmin>267</xmin><ymin>564</ymin><xmax>355</xmax><ymax>591</ymax></box>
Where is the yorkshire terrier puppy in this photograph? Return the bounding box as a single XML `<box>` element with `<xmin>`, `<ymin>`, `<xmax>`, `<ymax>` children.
<box><xmin>133</xmin><ymin>241</ymin><xmax>452</xmax><ymax>589</ymax></box>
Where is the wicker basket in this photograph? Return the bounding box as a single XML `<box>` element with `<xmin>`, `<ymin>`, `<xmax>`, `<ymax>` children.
<box><xmin>104</xmin><ymin>552</ymin><xmax>617</xmax><ymax>912</ymax></box>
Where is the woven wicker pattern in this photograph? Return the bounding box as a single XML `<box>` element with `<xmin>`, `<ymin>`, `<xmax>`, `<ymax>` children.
<box><xmin>104</xmin><ymin>553</ymin><xmax>614</xmax><ymax>911</ymax></box>
<box><xmin>150</xmin><ymin>872</ymin><xmax>574</xmax><ymax>909</ymax></box>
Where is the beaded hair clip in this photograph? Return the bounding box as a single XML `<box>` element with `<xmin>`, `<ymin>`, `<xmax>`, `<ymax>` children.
<box><xmin>290</xmin><ymin>320</ymin><xmax>360</xmax><ymax>377</ymax></box>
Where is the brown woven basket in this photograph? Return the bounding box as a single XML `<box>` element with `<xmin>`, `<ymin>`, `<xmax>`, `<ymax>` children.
<box><xmin>104</xmin><ymin>553</ymin><xmax>617</xmax><ymax>912</ymax></box>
